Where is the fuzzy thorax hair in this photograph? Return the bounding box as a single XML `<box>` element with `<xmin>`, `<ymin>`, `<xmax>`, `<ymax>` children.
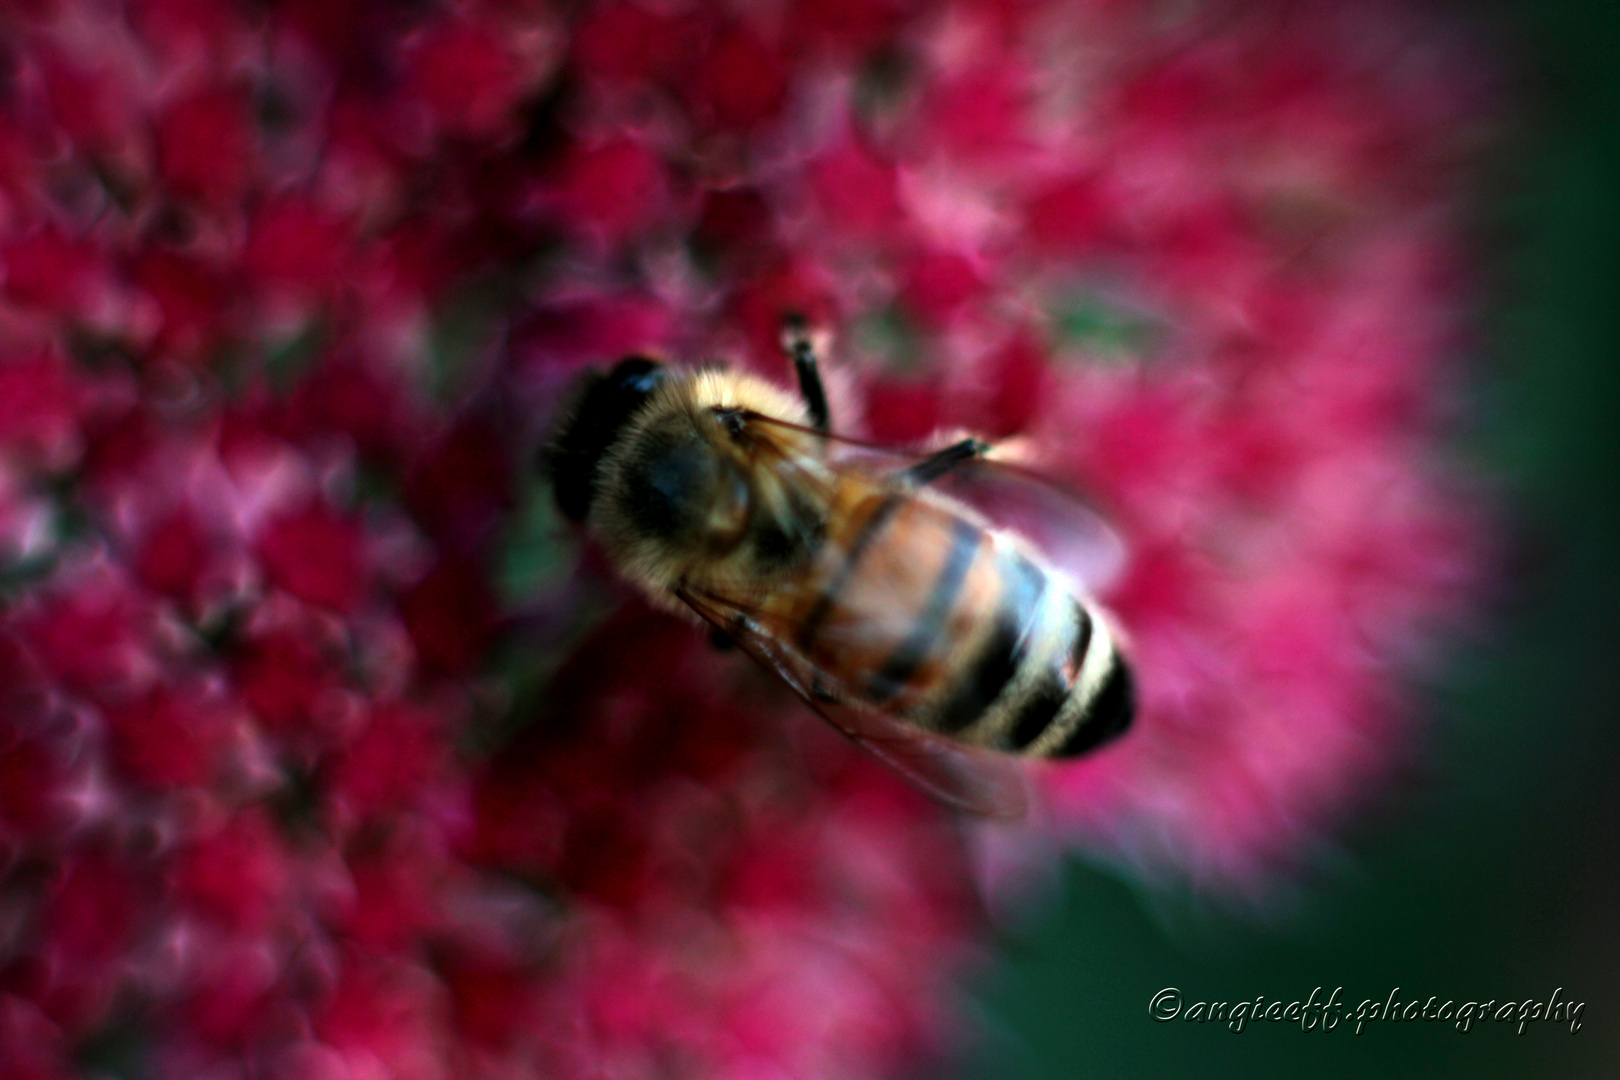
<box><xmin>589</xmin><ymin>368</ymin><xmax>810</xmax><ymax>603</ymax></box>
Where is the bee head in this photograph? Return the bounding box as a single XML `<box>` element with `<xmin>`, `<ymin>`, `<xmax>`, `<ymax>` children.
<box><xmin>549</xmin><ymin>356</ymin><xmax>668</xmax><ymax>521</ymax></box>
<box><xmin>606</xmin><ymin>406</ymin><xmax>752</xmax><ymax>555</ymax></box>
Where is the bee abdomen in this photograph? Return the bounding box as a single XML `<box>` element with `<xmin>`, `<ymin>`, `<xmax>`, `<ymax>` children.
<box><xmin>1030</xmin><ymin>605</ymin><xmax>1134</xmax><ymax>757</ymax></box>
<box><xmin>930</xmin><ymin>549</ymin><xmax>1047</xmax><ymax>733</ymax></box>
<box><xmin>865</xmin><ymin>517</ymin><xmax>981</xmax><ymax>704</ymax></box>
<box><xmin>930</xmin><ymin>547</ymin><xmax>1132</xmax><ymax>758</ymax></box>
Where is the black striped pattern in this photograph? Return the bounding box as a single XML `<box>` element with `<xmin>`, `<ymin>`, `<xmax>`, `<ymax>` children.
<box><xmin>1055</xmin><ymin>656</ymin><xmax>1134</xmax><ymax>756</ymax></box>
<box><xmin>867</xmin><ymin>518</ymin><xmax>981</xmax><ymax>704</ymax></box>
<box><xmin>934</xmin><ymin>551</ymin><xmax>1046</xmax><ymax>734</ymax></box>
<box><xmin>793</xmin><ymin>487</ymin><xmax>1135</xmax><ymax>759</ymax></box>
<box><xmin>1005</xmin><ymin>670</ymin><xmax>1068</xmax><ymax>749</ymax></box>
<box><xmin>797</xmin><ymin>494</ymin><xmax>902</xmax><ymax>650</ymax></box>
<box><xmin>1004</xmin><ymin>602</ymin><xmax>1092</xmax><ymax>750</ymax></box>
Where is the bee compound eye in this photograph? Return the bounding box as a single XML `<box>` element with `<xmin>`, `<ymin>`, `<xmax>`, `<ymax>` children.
<box><xmin>608</xmin><ymin>356</ymin><xmax>666</xmax><ymax>395</ymax></box>
<box><xmin>620</xmin><ymin>428</ymin><xmax>717</xmax><ymax>542</ymax></box>
<box><xmin>550</xmin><ymin>357</ymin><xmax>668</xmax><ymax>521</ymax></box>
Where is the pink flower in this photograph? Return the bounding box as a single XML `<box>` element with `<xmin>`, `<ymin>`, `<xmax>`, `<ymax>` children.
<box><xmin>23</xmin><ymin>565</ymin><xmax>154</xmax><ymax>702</ymax></box>
<box><xmin>507</xmin><ymin>295</ymin><xmax>675</xmax><ymax>377</ymax></box>
<box><xmin>328</xmin><ymin>700</ymin><xmax>453</xmax><ymax>820</ymax></box>
<box><xmin>809</xmin><ymin>137</ymin><xmax>903</xmax><ymax>241</ymax></box>
<box><xmin>231</xmin><ymin>625</ymin><xmax>342</xmax><ymax>735</ymax></box>
<box><xmin>134</xmin><ymin>510</ymin><xmax>212</xmax><ymax>602</ymax></box>
<box><xmin>899</xmin><ymin>247</ymin><xmax>988</xmax><ymax>328</ymax></box>
<box><xmin>538</xmin><ymin>137</ymin><xmax>674</xmax><ymax>247</ymax></box>
<box><xmin>156</xmin><ymin>87</ymin><xmax>258</xmax><ymax>209</ymax></box>
<box><xmin>335</xmin><ymin>826</ymin><xmax>446</xmax><ymax>952</ymax></box>
<box><xmin>0</xmin><ymin>350</ymin><xmax>82</xmax><ymax>469</ymax></box>
<box><xmin>400</xmin><ymin>554</ymin><xmax>499</xmax><ymax>676</ymax></box>
<box><xmin>40</xmin><ymin>51</ymin><xmax>134</xmax><ymax>155</ymax></box>
<box><xmin>0</xmin><ymin>635</ymin><xmax>62</xmax><ymax>830</ymax></box>
<box><xmin>407</xmin><ymin>22</ymin><xmax>532</xmax><ymax>141</ymax></box>
<box><xmin>243</xmin><ymin>199</ymin><xmax>356</xmax><ymax>300</ymax></box>
<box><xmin>0</xmin><ymin>1</ymin><xmax>1499</xmax><ymax>1076</ymax></box>
<box><xmin>105</xmin><ymin>682</ymin><xmax>235</xmax><ymax>791</ymax></box>
<box><xmin>257</xmin><ymin>502</ymin><xmax>368</xmax><ymax>615</ymax></box>
<box><xmin>3</xmin><ymin>229</ymin><xmax>106</xmax><ymax>317</ymax></box>
<box><xmin>132</xmin><ymin>250</ymin><xmax>237</xmax><ymax>365</ymax></box>
<box><xmin>685</xmin><ymin>23</ymin><xmax>789</xmax><ymax>133</ymax></box>
<box><xmin>310</xmin><ymin>959</ymin><xmax>446</xmax><ymax>1080</ymax></box>
<box><xmin>572</xmin><ymin>4</ymin><xmax>701</xmax><ymax>87</ymax></box>
<box><xmin>21</xmin><ymin>846</ymin><xmax>149</xmax><ymax>1030</ymax></box>
<box><xmin>173</xmin><ymin>809</ymin><xmax>293</xmax><ymax>933</ymax></box>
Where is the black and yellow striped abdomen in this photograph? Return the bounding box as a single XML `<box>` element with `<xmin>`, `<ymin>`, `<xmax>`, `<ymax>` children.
<box><xmin>768</xmin><ymin>480</ymin><xmax>1133</xmax><ymax>759</ymax></box>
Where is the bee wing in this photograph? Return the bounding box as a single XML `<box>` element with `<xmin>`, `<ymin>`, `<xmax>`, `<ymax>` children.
<box><xmin>675</xmin><ymin>584</ymin><xmax>1029</xmax><ymax>822</ymax></box>
<box><xmin>926</xmin><ymin>456</ymin><xmax>1127</xmax><ymax>596</ymax></box>
<box><xmin>741</xmin><ymin>413</ymin><xmax>1127</xmax><ymax>594</ymax></box>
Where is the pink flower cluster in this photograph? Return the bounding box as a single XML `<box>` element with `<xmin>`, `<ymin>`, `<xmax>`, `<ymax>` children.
<box><xmin>0</xmin><ymin>0</ymin><xmax>1493</xmax><ymax>1077</ymax></box>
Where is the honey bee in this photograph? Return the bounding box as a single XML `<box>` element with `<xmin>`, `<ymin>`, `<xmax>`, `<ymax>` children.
<box><xmin>548</xmin><ymin>320</ymin><xmax>1133</xmax><ymax>819</ymax></box>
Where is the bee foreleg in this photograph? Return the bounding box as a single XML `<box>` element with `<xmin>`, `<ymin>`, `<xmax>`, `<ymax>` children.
<box><xmin>902</xmin><ymin>438</ymin><xmax>992</xmax><ymax>487</ymax></box>
<box><xmin>781</xmin><ymin>315</ymin><xmax>831</xmax><ymax>434</ymax></box>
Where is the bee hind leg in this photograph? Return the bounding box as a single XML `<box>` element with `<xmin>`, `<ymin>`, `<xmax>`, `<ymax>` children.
<box><xmin>781</xmin><ymin>315</ymin><xmax>831</xmax><ymax>434</ymax></box>
<box><xmin>902</xmin><ymin>438</ymin><xmax>992</xmax><ymax>487</ymax></box>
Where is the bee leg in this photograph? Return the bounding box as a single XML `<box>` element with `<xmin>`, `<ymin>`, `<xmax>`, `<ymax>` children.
<box><xmin>902</xmin><ymin>438</ymin><xmax>992</xmax><ymax>487</ymax></box>
<box><xmin>781</xmin><ymin>315</ymin><xmax>831</xmax><ymax>434</ymax></box>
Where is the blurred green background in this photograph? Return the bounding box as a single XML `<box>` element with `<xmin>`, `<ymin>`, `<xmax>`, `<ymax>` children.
<box><xmin>949</xmin><ymin>0</ymin><xmax>1620</xmax><ymax>1076</ymax></box>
